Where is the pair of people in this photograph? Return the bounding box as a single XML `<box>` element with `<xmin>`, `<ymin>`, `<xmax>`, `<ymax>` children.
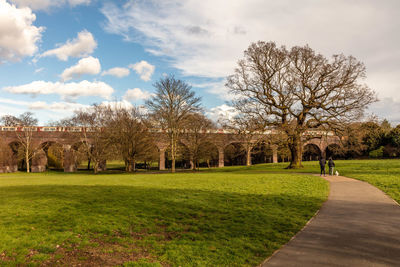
<box><xmin>319</xmin><ymin>157</ymin><xmax>335</xmax><ymax>176</ymax></box>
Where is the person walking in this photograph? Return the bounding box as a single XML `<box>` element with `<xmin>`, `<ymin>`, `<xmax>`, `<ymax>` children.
<box><xmin>319</xmin><ymin>157</ymin><xmax>326</xmax><ymax>176</ymax></box>
<box><xmin>328</xmin><ymin>157</ymin><xmax>335</xmax><ymax>176</ymax></box>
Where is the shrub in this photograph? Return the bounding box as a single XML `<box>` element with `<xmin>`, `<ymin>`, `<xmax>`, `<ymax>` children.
<box><xmin>369</xmin><ymin>146</ymin><xmax>384</xmax><ymax>158</ymax></box>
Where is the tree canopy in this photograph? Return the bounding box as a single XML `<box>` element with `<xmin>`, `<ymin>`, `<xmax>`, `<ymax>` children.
<box><xmin>227</xmin><ymin>41</ymin><xmax>377</xmax><ymax>168</ymax></box>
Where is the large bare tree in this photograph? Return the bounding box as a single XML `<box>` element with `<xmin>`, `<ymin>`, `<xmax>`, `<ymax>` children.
<box><xmin>227</xmin><ymin>41</ymin><xmax>377</xmax><ymax>168</ymax></box>
<box><xmin>146</xmin><ymin>76</ymin><xmax>201</xmax><ymax>172</ymax></box>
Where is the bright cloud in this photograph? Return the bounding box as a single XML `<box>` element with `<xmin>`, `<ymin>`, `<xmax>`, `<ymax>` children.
<box><xmin>29</xmin><ymin>101</ymin><xmax>89</xmax><ymax>111</ymax></box>
<box><xmin>123</xmin><ymin>88</ymin><xmax>154</xmax><ymax>101</ymax></box>
<box><xmin>129</xmin><ymin>60</ymin><xmax>155</xmax><ymax>81</ymax></box>
<box><xmin>3</xmin><ymin>80</ymin><xmax>114</xmax><ymax>100</ymax></box>
<box><xmin>206</xmin><ymin>104</ymin><xmax>238</xmax><ymax>123</ymax></box>
<box><xmin>100</xmin><ymin>100</ymin><xmax>134</xmax><ymax>110</ymax></box>
<box><xmin>10</xmin><ymin>0</ymin><xmax>91</xmax><ymax>11</ymax></box>
<box><xmin>41</xmin><ymin>30</ymin><xmax>97</xmax><ymax>61</ymax></box>
<box><xmin>61</xmin><ymin>56</ymin><xmax>101</xmax><ymax>81</ymax></box>
<box><xmin>102</xmin><ymin>0</ymin><xmax>400</xmax><ymax>103</ymax></box>
<box><xmin>101</xmin><ymin>67</ymin><xmax>130</xmax><ymax>78</ymax></box>
<box><xmin>0</xmin><ymin>0</ymin><xmax>43</xmax><ymax>62</ymax></box>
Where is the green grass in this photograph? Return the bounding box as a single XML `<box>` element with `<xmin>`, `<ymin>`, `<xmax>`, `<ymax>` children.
<box><xmin>211</xmin><ymin>159</ymin><xmax>400</xmax><ymax>203</ymax></box>
<box><xmin>0</xmin><ymin>168</ymin><xmax>328</xmax><ymax>266</ymax></box>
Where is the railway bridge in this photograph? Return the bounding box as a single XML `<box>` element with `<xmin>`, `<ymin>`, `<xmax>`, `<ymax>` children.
<box><xmin>0</xmin><ymin>126</ymin><xmax>340</xmax><ymax>173</ymax></box>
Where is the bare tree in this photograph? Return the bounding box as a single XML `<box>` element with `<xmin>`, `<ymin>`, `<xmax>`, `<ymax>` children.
<box><xmin>106</xmin><ymin>106</ymin><xmax>154</xmax><ymax>172</ymax></box>
<box><xmin>227</xmin><ymin>41</ymin><xmax>377</xmax><ymax>168</ymax></box>
<box><xmin>71</xmin><ymin>105</ymin><xmax>115</xmax><ymax>174</ymax></box>
<box><xmin>0</xmin><ymin>112</ymin><xmax>43</xmax><ymax>173</ymax></box>
<box><xmin>146</xmin><ymin>76</ymin><xmax>201</xmax><ymax>172</ymax></box>
<box><xmin>181</xmin><ymin>113</ymin><xmax>216</xmax><ymax>170</ymax></box>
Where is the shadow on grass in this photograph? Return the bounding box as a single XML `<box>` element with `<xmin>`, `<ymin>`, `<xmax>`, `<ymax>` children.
<box><xmin>0</xmin><ymin>184</ymin><xmax>325</xmax><ymax>266</ymax></box>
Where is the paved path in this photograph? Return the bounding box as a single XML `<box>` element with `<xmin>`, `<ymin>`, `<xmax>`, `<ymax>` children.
<box><xmin>262</xmin><ymin>175</ymin><xmax>400</xmax><ymax>267</ymax></box>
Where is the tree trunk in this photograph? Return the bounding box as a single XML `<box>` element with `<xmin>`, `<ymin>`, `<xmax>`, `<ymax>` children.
<box><xmin>171</xmin><ymin>135</ymin><xmax>176</xmax><ymax>173</ymax></box>
<box><xmin>26</xmin><ymin>150</ymin><xmax>30</xmax><ymax>173</ymax></box>
<box><xmin>246</xmin><ymin>145</ymin><xmax>252</xmax><ymax>166</ymax></box>
<box><xmin>87</xmin><ymin>157</ymin><xmax>91</xmax><ymax>170</ymax></box>
<box><xmin>189</xmin><ymin>154</ymin><xmax>194</xmax><ymax>170</ymax></box>
<box><xmin>125</xmin><ymin>158</ymin><xmax>136</xmax><ymax>172</ymax></box>
<box><xmin>287</xmin><ymin>133</ymin><xmax>303</xmax><ymax>169</ymax></box>
<box><xmin>93</xmin><ymin>161</ymin><xmax>98</xmax><ymax>174</ymax></box>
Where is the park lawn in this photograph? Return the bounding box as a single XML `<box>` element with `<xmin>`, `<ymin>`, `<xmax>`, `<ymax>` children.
<box><xmin>218</xmin><ymin>159</ymin><xmax>400</xmax><ymax>203</ymax></box>
<box><xmin>0</xmin><ymin>169</ymin><xmax>328</xmax><ymax>266</ymax></box>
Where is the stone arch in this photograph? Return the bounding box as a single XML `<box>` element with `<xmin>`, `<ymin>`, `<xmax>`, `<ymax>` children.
<box><xmin>303</xmin><ymin>143</ymin><xmax>322</xmax><ymax>161</ymax></box>
<box><xmin>135</xmin><ymin>142</ymin><xmax>159</xmax><ymax>171</ymax></box>
<box><xmin>196</xmin><ymin>141</ymin><xmax>219</xmax><ymax>168</ymax></box>
<box><xmin>251</xmin><ymin>141</ymin><xmax>274</xmax><ymax>164</ymax></box>
<box><xmin>8</xmin><ymin>141</ymin><xmax>25</xmax><ymax>171</ymax></box>
<box><xmin>224</xmin><ymin>142</ymin><xmax>246</xmax><ymax>166</ymax></box>
<box><xmin>38</xmin><ymin>141</ymin><xmax>64</xmax><ymax>171</ymax></box>
<box><xmin>161</xmin><ymin>141</ymin><xmax>192</xmax><ymax>169</ymax></box>
<box><xmin>70</xmin><ymin>141</ymin><xmax>92</xmax><ymax>171</ymax></box>
<box><xmin>326</xmin><ymin>143</ymin><xmax>343</xmax><ymax>159</ymax></box>
<box><xmin>0</xmin><ymin>141</ymin><xmax>18</xmax><ymax>173</ymax></box>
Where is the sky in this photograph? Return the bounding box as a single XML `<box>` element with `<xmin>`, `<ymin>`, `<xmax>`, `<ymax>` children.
<box><xmin>0</xmin><ymin>0</ymin><xmax>399</xmax><ymax>125</ymax></box>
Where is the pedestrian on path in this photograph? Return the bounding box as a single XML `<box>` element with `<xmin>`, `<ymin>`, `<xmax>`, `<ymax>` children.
<box><xmin>328</xmin><ymin>157</ymin><xmax>335</xmax><ymax>176</ymax></box>
<box><xmin>319</xmin><ymin>157</ymin><xmax>326</xmax><ymax>176</ymax></box>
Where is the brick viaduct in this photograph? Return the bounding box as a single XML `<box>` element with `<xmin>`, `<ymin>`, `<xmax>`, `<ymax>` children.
<box><xmin>0</xmin><ymin>127</ymin><xmax>340</xmax><ymax>173</ymax></box>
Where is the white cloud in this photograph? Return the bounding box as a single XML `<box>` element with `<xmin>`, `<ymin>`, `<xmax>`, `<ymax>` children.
<box><xmin>368</xmin><ymin>98</ymin><xmax>400</xmax><ymax>126</ymax></box>
<box><xmin>101</xmin><ymin>67</ymin><xmax>130</xmax><ymax>78</ymax></box>
<box><xmin>123</xmin><ymin>88</ymin><xmax>154</xmax><ymax>101</ymax></box>
<box><xmin>206</xmin><ymin>104</ymin><xmax>238</xmax><ymax>123</ymax></box>
<box><xmin>0</xmin><ymin>0</ymin><xmax>43</xmax><ymax>62</ymax></box>
<box><xmin>3</xmin><ymin>80</ymin><xmax>114</xmax><ymax>100</ymax></box>
<box><xmin>10</xmin><ymin>0</ymin><xmax>91</xmax><ymax>11</ymax></box>
<box><xmin>100</xmin><ymin>100</ymin><xmax>134</xmax><ymax>110</ymax></box>
<box><xmin>101</xmin><ymin>0</ymin><xmax>400</xmax><ymax>104</ymax></box>
<box><xmin>29</xmin><ymin>101</ymin><xmax>89</xmax><ymax>112</ymax></box>
<box><xmin>41</xmin><ymin>30</ymin><xmax>97</xmax><ymax>61</ymax></box>
<box><xmin>61</xmin><ymin>56</ymin><xmax>101</xmax><ymax>81</ymax></box>
<box><xmin>129</xmin><ymin>60</ymin><xmax>155</xmax><ymax>81</ymax></box>
<box><xmin>0</xmin><ymin>97</ymin><xmax>31</xmax><ymax>106</ymax></box>
<box><xmin>0</xmin><ymin>97</ymin><xmax>89</xmax><ymax>115</ymax></box>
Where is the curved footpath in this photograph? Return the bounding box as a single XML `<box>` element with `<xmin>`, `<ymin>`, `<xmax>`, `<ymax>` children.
<box><xmin>262</xmin><ymin>175</ymin><xmax>400</xmax><ymax>267</ymax></box>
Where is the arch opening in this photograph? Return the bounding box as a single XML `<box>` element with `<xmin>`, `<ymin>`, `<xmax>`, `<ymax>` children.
<box><xmin>326</xmin><ymin>144</ymin><xmax>343</xmax><ymax>160</ymax></box>
<box><xmin>165</xmin><ymin>142</ymin><xmax>191</xmax><ymax>169</ymax></box>
<box><xmin>224</xmin><ymin>142</ymin><xmax>246</xmax><ymax>166</ymax></box>
<box><xmin>303</xmin><ymin>144</ymin><xmax>322</xmax><ymax>161</ymax></box>
<box><xmin>251</xmin><ymin>141</ymin><xmax>274</xmax><ymax>164</ymax></box>
<box><xmin>195</xmin><ymin>141</ymin><xmax>219</xmax><ymax>168</ymax></box>
<box><xmin>40</xmin><ymin>141</ymin><xmax>64</xmax><ymax>171</ymax></box>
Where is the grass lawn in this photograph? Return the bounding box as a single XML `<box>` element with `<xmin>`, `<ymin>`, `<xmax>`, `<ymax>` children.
<box><xmin>215</xmin><ymin>159</ymin><xmax>400</xmax><ymax>203</ymax></box>
<box><xmin>0</xmin><ymin>169</ymin><xmax>328</xmax><ymax>266</ymax></box>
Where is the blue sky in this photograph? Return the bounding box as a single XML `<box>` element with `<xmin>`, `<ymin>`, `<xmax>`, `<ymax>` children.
<box><xmin>1</xmin><ymin>0</ymin><xmax>400</xmax><ymax>125</ymax></box>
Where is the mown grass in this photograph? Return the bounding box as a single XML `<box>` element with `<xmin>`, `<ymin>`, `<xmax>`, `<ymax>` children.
<box><xmin>0</xmin><ymin>169</ymin><xmax>328</xmax><ymax>266</ymax></box>
<box><xmin>211</xmin><ymin>159</ymin><xmax>400</xmax><ymax>203</ymax></box>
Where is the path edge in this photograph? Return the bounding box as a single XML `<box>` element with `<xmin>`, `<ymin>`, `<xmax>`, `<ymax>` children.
<box><xmin>259</xmin><ymin>175</ymin><xmax>330</xmax><ymax>266</ymax></box>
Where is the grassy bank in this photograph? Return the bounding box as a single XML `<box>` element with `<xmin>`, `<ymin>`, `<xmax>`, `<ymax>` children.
<box><xmin>0</xmin><ymin>169</ymin><xmax>328</xmax><ymax>266</ymax></box>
